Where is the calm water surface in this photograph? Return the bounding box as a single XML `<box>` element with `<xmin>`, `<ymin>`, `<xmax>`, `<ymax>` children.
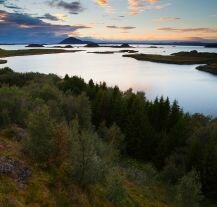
<box><xmin>1</xmin><ymin>44</ymin><xmax>217</xmax><ymax>116</ymax></box>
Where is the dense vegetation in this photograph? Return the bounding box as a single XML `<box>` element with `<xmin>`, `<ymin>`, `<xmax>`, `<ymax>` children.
<box><xmin>0</xmin><ymin>67</ymin><xmax>216</xmax><ymax>206</ymax></box>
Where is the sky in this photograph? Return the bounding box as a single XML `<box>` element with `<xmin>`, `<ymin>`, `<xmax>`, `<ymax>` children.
<box><xmin>0</xmin><ymin>0</ymin><xmax>217</xmax><ymax>43</ymax></box>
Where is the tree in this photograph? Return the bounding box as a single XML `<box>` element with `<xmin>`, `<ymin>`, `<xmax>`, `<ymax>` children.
<box><xmin>68</xmin><ymin>119</ymin><xmax>108</xmax><ymax>187</ymax></box>
<box><xmin>23</xmin><ymin>105</ymin><xmax>56</xmax><ymax>165</ymax></box>
<box><xmin>61</xmin><ymin>93</ymin><xmax>92</xmax><ymax>129</ymax></box>
<box><xmin>175</xmin><ymin>170</ymin><xmax>203</xmax><ymax>207</ymax></box>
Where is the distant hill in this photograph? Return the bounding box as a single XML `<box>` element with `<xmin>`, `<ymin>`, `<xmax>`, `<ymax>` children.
<box><xmin>59</xmin><ymin>37</ymin><xmax>94</xmax><ymax>44</ymax></box>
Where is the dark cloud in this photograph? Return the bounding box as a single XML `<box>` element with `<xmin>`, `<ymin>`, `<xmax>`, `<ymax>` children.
<box><xmin>0</xmin><ymin>10</ymin><xmax>91</xmax><ymax>43</ymax></box>
<box><xmin>107</xmin><ymin>25</ymin><xmax>136</xmax><ymax>30</ymax></box>
<box><xmin>4</xmin><ymin>4</ymin><xmax>22</xmax><ymax>10</ymax></box>
<box><xmin>49</xmin><ymin>0</ymin><xmax>84</xmax><ymax>14</ymax></box>
<box><xmin>38</xmin><ymin>13</ymin><xmax>59</xmax><ymax>21</ymax></box>
<box><xmin>0</xmin><ymin>0</ymin><xmax>22</xmax><ymax>10</ymax></box>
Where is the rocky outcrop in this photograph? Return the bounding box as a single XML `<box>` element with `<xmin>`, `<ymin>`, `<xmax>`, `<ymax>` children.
<box><xmin>0</xmin><ymin>156</ymin><xmax>31</xmax><ymax>183</ymax></box>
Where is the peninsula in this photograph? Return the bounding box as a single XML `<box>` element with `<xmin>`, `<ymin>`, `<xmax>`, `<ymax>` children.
<box><xmin>124</xmin><ymin>51</ymin><xmax>217</xmax><ymax>75</ymax></box>
<box><xmin>0</xmin><ymin>48</ymin><xmax>83</xmax><ymax>58</ymax></box>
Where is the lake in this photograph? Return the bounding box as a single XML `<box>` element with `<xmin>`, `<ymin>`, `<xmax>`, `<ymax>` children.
<box><xmin>1</xmin><ymin>44</ymin><xmax>217</xmax><ymax>116</ymax></box>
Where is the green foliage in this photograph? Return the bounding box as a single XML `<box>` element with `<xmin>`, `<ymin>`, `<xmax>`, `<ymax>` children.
<box><xmin>187</xmin><ymin>121</ymin><xmax>217</xmax><ymax>199</ymax></box>
<box><xmin>0</xmin><ymin>86</ymin><xmax>28</xmax><ymax>127</ymax></box>
<box><xmin>175</xmin><ymin>170</ymin><xmax>203</xmax><ymax>207</ymax></box>
<box><xmin>62</xmin><ymin>93</ymin><xmax>92</xmax><ymax>128</ymax></box>
<box><xmin>68</xmin><ymin>119</ymin><xmax>109</xmax><ymax>187</ymax></box>
<box><xmin>23</xmin><ymin>105</ymin><xmax>56</xmax><ymax>165</ymax></box>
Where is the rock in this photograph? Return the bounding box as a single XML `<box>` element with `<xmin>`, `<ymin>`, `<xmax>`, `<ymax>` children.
<box><xmin>0</xmin><ymin>156</ymin><xmax>31</xmax><ymax>183</ymax></box>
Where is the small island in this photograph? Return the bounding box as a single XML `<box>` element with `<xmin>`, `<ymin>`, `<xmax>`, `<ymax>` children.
<box><xmin>52</xmin><ymin>45</ymin><xmax>74</xmax><ymax>49</ymax></box>
<box><xmin>26</xmin><ymin>44</ymin><xmax>44</xmax><ymax>48</ymax></box>
<box><xmin>0</xmin><ymin>59</ymin><xmax>7</xmax><ymax>64</ymax></box>
<box><xmin>85</xmin><ymin>43</ymin><xmax>100</xmax><ymax>47</ymax></box>
<box><xmin>87</xmin><ymin>49</ymin><xmax>138</xmax><ymax>54</ymax></box>
<box><xmin>123</xmin><ymin>51</ymin><xmax>217</xmax><ymax>75</ymax></box>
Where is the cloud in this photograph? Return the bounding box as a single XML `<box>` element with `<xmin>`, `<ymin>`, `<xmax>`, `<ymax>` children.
<box><xmin>96</xmin><ymin>0</ymin><xmax>108</xmax><ymax>6</ymax></box>
<box><xmin>128</xmin><ymin>0</ymin><xmax>170</xmax><ymax>15</ymax></box>
<box><xmin>158</xmin><ymin>27</ymin><xmax>217</xmax><ymax>33</ymax></box>
<box><xmin>145</xmin><ymin>0</ymin><xmax>160</xmax><ymax>2</ymax></box>
<box><xmin>158</xmin><ymin>17</ymin><xmax>180</xmax><ymax>21</ymax></box>
<box><xmin>0</xmin><ymin>0</ymin><xmax>22</xmax><ymax>10</ymax></box>
<box><xmin>38</xmin><ymin>13</ymin><xmax>59</xmax><ymax>21</ymax></box>
<box><xmin>95</xmin><ymin>0</ymin><xmax>114</xmax><ymax>14</ymax></box>
<box><xmin>49</xmin><ymin>0</ymin><xmax>84</xmax><ymax>14</ymax></box>
<box><xmin>107</xmin><ymin>25</ymin><xmax>136</xmax><ymax>30</ymax></box>
<box><xmin>0</xmin><ymin>10</ymin><xmax>91</xmax><ymax>43</ymax></box>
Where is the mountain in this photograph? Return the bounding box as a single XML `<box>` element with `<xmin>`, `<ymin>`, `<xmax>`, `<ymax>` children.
<box><xmin>59</xmin><ymin>37</ymin><xmax>94</xmax><ymax>44</ymax></box>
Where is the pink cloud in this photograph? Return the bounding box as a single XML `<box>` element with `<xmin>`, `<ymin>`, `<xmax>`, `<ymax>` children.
<box><xmin>128</xmin><ymin>0</ymin><xmax>170</xmax><ymax>15</ymax></box>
